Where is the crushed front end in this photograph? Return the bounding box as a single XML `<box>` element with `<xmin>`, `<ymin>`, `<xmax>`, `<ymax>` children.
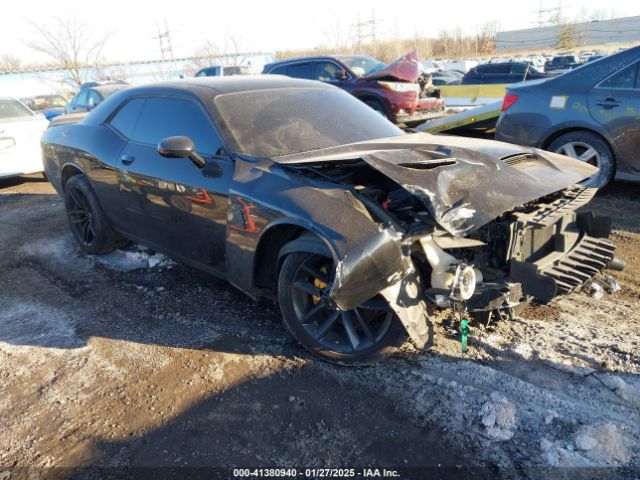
<box><xmin>281</xmin><ymin>135</ymin><xmax>622</xmax><ymax>348</ymax></box>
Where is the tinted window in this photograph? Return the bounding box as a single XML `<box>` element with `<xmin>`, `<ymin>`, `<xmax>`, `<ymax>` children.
<box><xmin>109</xmin><ymin>98</ymin><xmax>145</xmax><ymax>138</ymax></box>
<box><xmin>510</xmin><ymin>64</ymin><xmax>528</xmax><ymax>75</ymax></box>
<box><xmin>222</xmin><ymin>66</ymin><xmax>249</xmax><ymax>76</ymax></box>
<box><xmin>131</xmin><ymin>97</ymin><xmax>222</xmax><ymax>154</ymax></box>
<box><xmin>487</xmin><ymin>64</ymin><xmax>510</xmax><ymax>74</ymax></box>
<box><xmin>214</xmin><ymin>87</ymin><xmax>403</xmax><ymax>157</ymax></box>
<box><xmin>599</xmin><ymin>63</ymin><xmax>638</xmax><ymax>89</ymax></box>
<box><xmin>268</xmin><ymin>64</ymin><xmax>287</xmax><ymax>75</ymax></box>
<box><xmin>286</xmin><ymin>63</ymin><xmax>313</xmax><ymax>79</ymax></box>
<box><xmin>313</xmin><ymin>62</ymin><xmax>341</xmax><ymax>81</ymax></box>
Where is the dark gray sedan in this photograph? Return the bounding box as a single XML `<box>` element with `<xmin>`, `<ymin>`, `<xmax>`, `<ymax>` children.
<box><xmin>496</xmin><ymin>46</ymin><xmax>640</xmax><ymax>188</ymax></box>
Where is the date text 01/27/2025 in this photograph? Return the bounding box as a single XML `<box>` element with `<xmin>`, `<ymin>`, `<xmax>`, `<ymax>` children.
<box><xmin>232</xmin><ymin>468</ymin><xmax>401</xmax><ymax>478</ymax></box>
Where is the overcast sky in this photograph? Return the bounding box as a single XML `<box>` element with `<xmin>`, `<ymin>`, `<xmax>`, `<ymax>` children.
<box><xmin>3</xmin><ymin>0</ymin><xmax>637</xmax><ymax>64</ymax></box>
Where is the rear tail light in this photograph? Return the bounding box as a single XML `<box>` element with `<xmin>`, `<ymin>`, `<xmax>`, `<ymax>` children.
<box><xmin>501</xmin><ymin>94</ymin><xmax>519</xmax><ymax>111</ymax></box>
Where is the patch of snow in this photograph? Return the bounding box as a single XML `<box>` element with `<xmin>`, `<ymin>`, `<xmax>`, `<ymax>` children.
<box><xmin>93</xmin><ymin>245</ymin><xmax>175</xmax><ymax>272</ymax></box>
<box><xmin>479</xmin><ymin>392</ymin><xmax>517</xmax><ymax>441</ymax></box>
<box><xmin>513</xmin><ymin>343</ymin><xmax>534</xmax><ymax>359</ymax></box>
<box><xmin>0</xmin><ymin>302</ymin><xmax>82</xmax><ymax>349</ymax></box>
<box><xmin>574</xmin><ymin>433</ymin><xmax>597</xmax><ymax>451</ymax></box>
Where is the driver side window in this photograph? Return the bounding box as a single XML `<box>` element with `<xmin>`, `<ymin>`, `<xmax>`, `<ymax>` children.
<box><xmin>129</xmin><ymin>97</ymin><xmax>223</xmax><ymax>155</ymax></box>
<box><xmin>313</xmin><ymin>62</ymin><xmax>342</xmax><ymax>82</ymax></box>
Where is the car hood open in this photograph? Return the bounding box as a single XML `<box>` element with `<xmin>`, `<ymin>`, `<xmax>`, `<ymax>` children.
<box><xmin>278</xmin><ymin>133</ymin><xmax>597</xmax><ymax>236</ymax></box>
<box><xmin>363</xmin><ymin>51</ymin><xmax>421</xmax><ymax>82</ymax></box>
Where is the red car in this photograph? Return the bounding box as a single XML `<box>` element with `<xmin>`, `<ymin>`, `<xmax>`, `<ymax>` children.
<box><xmin>263</xmin><ymin>52</ymin><xmax>444</xmax><ymax>125</ymax></box>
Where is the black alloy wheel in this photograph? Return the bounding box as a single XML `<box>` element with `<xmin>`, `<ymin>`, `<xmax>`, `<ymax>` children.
<box><xmin>67</xmin><ymin>182</ymin><xmax>97</xmax><ymax>247</ymax></box>
<box><xmin>278</xmin><ymin>249</ymin><xmax>404</xmax><ymax>365</ymax></box>
<box><xmin>63</xmin><ymin>174</ymin><xmax>128</xmax><ymax>254</ymax></box>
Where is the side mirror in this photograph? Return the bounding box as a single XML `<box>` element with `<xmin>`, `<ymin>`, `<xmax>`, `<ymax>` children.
<box><xmin>334</xmin><ymin>70</ymin><xmax>348</xmax><ymax>80</ymax></box>
<box><xmin>158</xmin><ymin>136</ymin><xmax>206</xmax><ymax>168</ymax></box>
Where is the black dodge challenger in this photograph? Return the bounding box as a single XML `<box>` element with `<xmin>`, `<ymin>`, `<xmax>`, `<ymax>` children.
<box><xmin>42</xmin><ymin>76</ymin><xmax>622</xmax><ymax>364</ymax></box>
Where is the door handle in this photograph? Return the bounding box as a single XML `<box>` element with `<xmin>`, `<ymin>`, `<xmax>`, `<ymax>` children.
<box><xmin>596</xmin><ymin>98</ymin><xmax>622</xmax><ymax>108</ymax></box>
<box><xmin>120</xmin><ymin>154</ymin><xmax>135</xmax><ymax>165</ymax></box>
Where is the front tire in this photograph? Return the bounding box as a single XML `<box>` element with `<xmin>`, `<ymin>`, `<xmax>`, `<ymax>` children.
<box><xmin>363</xmin><ymin>99</ymin><xmax>388</xmax><ymax>119</ymax></box>
<box><xmin>278</xmin><ymin>247</ymin><xmax>405</xmax><ymax>365</ymax></box>
<box><xmin>548</xmin><ymin>131</ymin><xmax>615</xmax><ymax>188</ymax></box>
<box><xmin>64</xmin><ymin>174</ymin><xmax>127</xmax><ymax>254</ymax></box>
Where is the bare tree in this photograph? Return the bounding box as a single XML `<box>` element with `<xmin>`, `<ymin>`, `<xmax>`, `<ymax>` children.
<box><xmin>189</xmin><ymin>40</ymin><xmax>221</xmax><ymax>73</ymax></box>
<box><xmin>222</xmin><ymin>34</ymin><xmax>245</xmax><ymax>65</ymax></box>
<box><xmin>0</xmin><ymin>54</ymin><xmax>21</xmax><ymax>73</ymax></box>
<box><xmin>588</xmin><ymin>8</ymin><xmax>618</xmax><ymax>21</ymax></box>
<box><xmin>474</xmin><ymin>21</ymin><xmax>498</xmax><ymax>56</ymax></box>
<box><xmin>556</xmin><ymin>23</ymin><xmax>576</xmax><ymax>50</ymax></box>
<box><xmin>25</xmin><ymin>17</ymin><xmax>110</xmax><ymax>88</ymax></box>
<box><xmin>323</xmin><ymin>20</ymin><xmax>354</xmax><ymax>54</ymax></box>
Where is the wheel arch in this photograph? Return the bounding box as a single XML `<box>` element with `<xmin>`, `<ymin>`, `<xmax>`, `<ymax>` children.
<box><xmin>60</xmin><ymin>162</ymin><xmax>85</xmax><ymax>191</ymax></box>
<box><xmin>252</xmin><ymin>221</ymin><xmax>335</xmax><ymax>294</ymax></box>
<box><xmin>542</xmin><ymin>126</ymin><xmax>614</xmax><ymax>153</ymax></box>
<box><xmin>353</xmin><ymin>92</ymin><xmax>390</xmax><ymax>116</ymax></box>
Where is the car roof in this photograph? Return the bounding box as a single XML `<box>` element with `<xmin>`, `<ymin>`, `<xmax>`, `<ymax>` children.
<box><xmin>84</xmin><ymin>75</ymin><xmax>336</xmax><ymax>126</ymax></box>
<box><xmin>123</xmin><ymin>75</ymin><xmax>332</xmax><ymax>96</ymax></box>
<box><xmin>265</xmin><ymin>55</ymin><xmax>345</xmax><ymax>66</ymax></box>
<box><xmin>90</xmin><ymin>85</ymin><xmax>128</xmax><ymax>95</ymax></box>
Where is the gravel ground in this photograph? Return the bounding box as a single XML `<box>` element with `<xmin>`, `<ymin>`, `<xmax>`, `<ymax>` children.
<box><xmin>0</xmin><ymin>174</ymin><xmax>638</xmax><ymax>479</ymax></box>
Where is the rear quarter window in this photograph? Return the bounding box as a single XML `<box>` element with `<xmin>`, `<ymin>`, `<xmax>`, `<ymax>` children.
<box><xmin>109</xmin><ymin>98</ymin><xmax>145</xmax><ymax>138</ymax></box>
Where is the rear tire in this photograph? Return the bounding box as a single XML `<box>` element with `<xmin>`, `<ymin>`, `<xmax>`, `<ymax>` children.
<box><xmin>64</xmin><ymin>174</ymin><xmax>128</xmax><ymax>254</ymax></box>
<box><xmin>278</xmin><ymin>243</ymin><xmax>405</xmax><ymax>365</ymax></box>
<box><xmin>548</xmin><ymin>131</ymin><xmax>615</xmax><ymax>188</ymax></box>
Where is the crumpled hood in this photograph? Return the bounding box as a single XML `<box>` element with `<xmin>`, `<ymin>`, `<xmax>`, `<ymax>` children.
<box><xmin>363</xmin><ymin>51</ymin><xmax>421</xmax><ymax>82</ymax></box>
<box><xmin>279</xmin><ymin>133</ymin><xmax>597</xmax><ymax>236</ymax></box>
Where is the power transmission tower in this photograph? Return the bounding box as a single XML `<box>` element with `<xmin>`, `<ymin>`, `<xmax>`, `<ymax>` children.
<box><xmin>156</xmin><ymin>19</ymin><xmax>174</xmax><ymax>61</ymax></box>
<box><xmin>532</xmin><ymin>0</ymin><xmax>564</xmax><ymax>26</ymax></box>
<box><xmin>155</xmin><ymin>19</ymin><xmax>175</xmax><ymax>80</ymax></box>
<box><xmin>352</xmin><ymin>10</ymin><xmax>381</xmax><ymax>46</ymax></box>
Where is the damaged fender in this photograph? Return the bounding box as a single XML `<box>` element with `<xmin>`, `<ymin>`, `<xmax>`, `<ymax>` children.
<box><xmin>227</xmin><ymin>157</ymin><xmax>417</xmax><ymax>312</ymax></box>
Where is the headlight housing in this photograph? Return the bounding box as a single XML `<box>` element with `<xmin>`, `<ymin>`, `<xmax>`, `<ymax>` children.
<box><xmin>450</xmin><ymin>264</ymin><xmax>476</xmax><ymax>301</ymax></box>
<box><xmin>378</xmin><ymin>81</ymin><xmax>420</xmax><ymax>93</ymax></box>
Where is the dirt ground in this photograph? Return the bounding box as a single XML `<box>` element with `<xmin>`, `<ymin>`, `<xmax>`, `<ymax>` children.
<box><xmin>0</xmin><ymin>174</ymin><xmax>638</xmax><ymax>479</ymax></box>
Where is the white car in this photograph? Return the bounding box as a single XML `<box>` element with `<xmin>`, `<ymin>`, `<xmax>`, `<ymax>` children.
<box><xmin>0</xmin><ymin>97</ymin><xmax>49</xmax><ymax>180</ymax></box>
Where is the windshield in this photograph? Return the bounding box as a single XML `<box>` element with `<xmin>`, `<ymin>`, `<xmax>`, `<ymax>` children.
<box><xmin>26</xmin><ymin>95</ymin><xmax>67</xmax><ymax>110</ymax></box>
<box><xmin>214</xmin><ymin>87</ymin><xmax>403</xmax><ymax>158</ymax></box>
<box><xmin>0</xmin><ymin>99</ymin><xmax>34</xmax><ymax>119</ymax></box>
<box><xmin>339</xmin><ymin>56</ymin><xmax>386</xmax><ymax>77</ymax></box>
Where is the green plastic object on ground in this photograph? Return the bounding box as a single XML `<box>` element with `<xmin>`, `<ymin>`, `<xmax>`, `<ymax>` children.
<box><xmin>461</xmin><ymin>319</ymin><xmax>471</xmax><ymax>353</ymax></box>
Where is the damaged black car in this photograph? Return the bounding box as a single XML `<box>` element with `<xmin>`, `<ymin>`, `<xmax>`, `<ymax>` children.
<box><xmin>42</xmin><ymin>76</ymin><xmax>623</xmax><ymax>364</ymax></box>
